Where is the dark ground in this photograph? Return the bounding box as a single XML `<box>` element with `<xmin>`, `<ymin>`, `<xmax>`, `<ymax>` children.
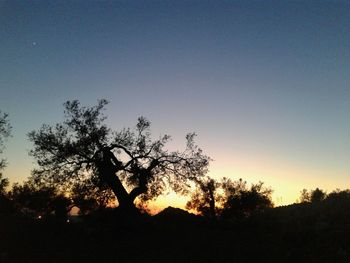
<box><xmin>1</xmin><ymin>204</ymin><xmax>350</xmax><ymax>263</ymax></box>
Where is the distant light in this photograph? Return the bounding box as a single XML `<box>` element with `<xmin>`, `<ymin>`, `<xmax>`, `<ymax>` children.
<box><xmin>38</xmin><ymin>215</ymin><xmax>42</xmax><ymax>219</ymax></box>
<box><xmin>66</xmin><ymin>219</ymin><xmax>70</xmax><ymax>223</ymax></box>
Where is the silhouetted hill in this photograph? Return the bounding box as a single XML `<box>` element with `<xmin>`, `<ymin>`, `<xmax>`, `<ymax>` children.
<box><xmin>154</xmin><ymin>206</ymin><xmax>199</xmax><ymax>222</ymax></box>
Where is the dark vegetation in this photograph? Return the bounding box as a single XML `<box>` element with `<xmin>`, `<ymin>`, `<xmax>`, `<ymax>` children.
<box><xmin>186</xmin><ymin>177</ymin><xmax>273</xmax><ymax>220</ymax></box>
<box><xmin>2</xmin><ymin>194</ymin><xmax>350</xmax><ymax>263</ymax></box>
<box><xmin>1</xmin><ymin>103</ymin><xmax>350</xmax><ymax>262</ymax></box>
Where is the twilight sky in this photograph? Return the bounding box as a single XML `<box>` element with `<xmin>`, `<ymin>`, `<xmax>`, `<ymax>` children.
<box><xmin>1</xmin><ymin>0</ymin><xmax>349</xmax><ymax>208</ymax></box>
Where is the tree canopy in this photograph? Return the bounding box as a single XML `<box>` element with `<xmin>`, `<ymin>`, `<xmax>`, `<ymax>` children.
<box><xmin>0</xmin><ymin>111</ymin><xmax>11</xmax><ymax>173</ymax></box>
<box><xmin>186</xmin><ymin>177</ymin><xmax>220</xmax><ymax>220</ymax></box>
<box><xmin>0</xmin><ymin>111</ymin><xmax>11</xmax><ymax>193</ymax></box>
<box><xmin>220</xmin><ymin>178</ymin><xmax>273</xmax><ymax>219</ymax></box>
<box><xmin>0</xmin><ymin>111</ymin><xmax>12</xmax><ymax>212</ymax></box>
<box><xmin>298</xmin><ymin>188</ymin><xmax>327</xmax><ymax>204</ymax></box>
<box><xmin>9</xmin><ymin>179</ymin><xmax>71</xmax><ymax>220</ymax></box>
<box><xmin>187</xmin><ymin>177</ymin><xmax>273</xmax><ymax>220</ymax></box>
<box><xmin>28</xmin><ymin>100</ymin><xmax>210</xmax><ymax>212</ymax></box>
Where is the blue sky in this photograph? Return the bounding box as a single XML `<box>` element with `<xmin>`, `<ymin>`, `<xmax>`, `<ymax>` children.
<box><xmin>1</xmin><ymin>0</ymin><xmax>349</xmax><ymax>206</ymax></box>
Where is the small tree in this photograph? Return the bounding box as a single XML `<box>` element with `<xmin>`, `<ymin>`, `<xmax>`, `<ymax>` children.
<box><xmin>186</xmin><ymin>177</ymin><xmax>220</xmax><ymax>220</ymax></box>
<box><xmin>298</xmin><ymin>188</ymin><xmax>327</xmax><ymax>204</ymax></box>
<box><xmin>0</xmin><ymin>174</ymin><xmax>12</xmax><ymax>213</ymax></box>
<box><xmin>310</xmin><ymin>188</ymin><xmax>326</xmax><ymax>203</ymax></box>
<box><xmin>221</xmin><ymin>178</ymin><xmax>273</xmax><ymax>219</ymax></box>
<box><xmin>51</xmin><ymin>195</ymin><xmax>72</xmax><ymax>221</ymax></box>
<box><xmin>10</xmin><ymin>179</ymin><xmax>72</xmax><ymax>219</ymax></box>
<box><xmin>0</xmin><ymin>174</ymin><xmax>9</xmax><ymax>197</ymax></box>
<box><xmin>71</xmin><ymin>179</ymin><xmax>115</xmax><ymax>215</ymax></box>
<box><xmin>29</xmin><ymin>100</ymin><xmax>210</xmax><ymax>212</ymax></box>
<box><xmin>299</xmin><ymin>189</ymin><xmax>311</xmax><ymax>203</ymax></box>
<box><xmin>10</xmin><ymin>181</ymin><xmax>55</xmax><ymax>217</ymax></box>
<box><xmin>186</xmin><ymin>177</ymin><xmax>273</xmax><ymax>220</ymax></box>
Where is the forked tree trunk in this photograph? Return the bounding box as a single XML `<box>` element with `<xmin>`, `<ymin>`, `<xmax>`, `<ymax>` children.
<box><xmin>97</xmin><ymin>162</ymin><xmax>135</xmax><ymax>211</ymax></box>
<box><xmin>98</xmin><ymin>168</ymin><xmax>149</xmax><ymax>212</ymax></box>
<box><xmin>97</xmin><ymin>150</ymin><xmax>150</xmax><ymax>212</ymax></box>
<box><xmin>105</xmin><ymin>170</ymin><xmax>135</xmax><ymax>210</ymax></box>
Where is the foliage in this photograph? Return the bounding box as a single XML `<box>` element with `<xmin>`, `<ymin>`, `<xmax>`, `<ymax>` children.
<box><xmin>9</xmin><ymin>179</ymin><xmax>72</xmax><ymax>219</ymax></box>
<box><xmin>298</xmin><ymin>187</ymin><xmax>327</xmax><ymax>203</ymax></box>
<box><xmin>0</xmin><ymin>111</ymin><xmax>12</xmax><ymax>212</ymax></box>
<box><xmin>71</xmin><ymin>179</ymin><xmax>115</xmax><ymax>215</ymax></box>
<box><xmin>0</xmin><ymin>111</ymin><xmax>11</xmax><ymax>177</ymax></box>
<box><xmin>4</xmin><ymin>191</ymin><xmax>350</xmax><ymax>263</ymax></box>
<box><xmin>325</xmin><ymin>189</ymin><xmax>350</xmax><ymax>203</ymax></box>
<box><xmin>221</xmin><ymin>178</ymin><xmax>273</xmax><ymax>219</ymax></box>
<box><xmin>187</xmin><ymin>177</ymin><xmax>273</xmax><ymax>219</ymax></box>
<box><xmin>186</xmin><ymin>177</ymin><xmax>220</xmax><ymax>219</ymax></box>
<box><xmin>28</xmin><ymin>100</ymin><xmax>210</xmax><ymax>210</ymax></box>
<box><xmin>298</xmin><ymin>188</ymin><xmax>311</xmax><ymax>203</ymax></box>
<box><xmin>0</xmin><ymin>174</ymin><xmax>12</xmax><ymax>213</ymax></box>
<box><xmin>310</xmin><ymin>187</ymin><xmax>326</xmax><ymax>203</ymax></box>
<box><xmin>0</xmin><ymin>174</ymin><xmax>9</xmax><ymax>196</ymax></box>
<box><xmin>0</xmin><ymin>111</ymin><xmax>12</xmax><ymax>186</ymax></box>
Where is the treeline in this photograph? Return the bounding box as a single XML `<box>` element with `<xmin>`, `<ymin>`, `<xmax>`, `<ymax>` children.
<box><xmin>0</xmin><ymin>174</ymin><xmax>115</xmax><ymax>220</ymax></box>
<box><xmin>186</xmin><ymin>176</ymin><xmax>273</xmax><ymax>220</ymax></box>
<box><xmin>2</xmin><ymin>171</ymin><xmax>350</xmax><ymax>224</ymax></box>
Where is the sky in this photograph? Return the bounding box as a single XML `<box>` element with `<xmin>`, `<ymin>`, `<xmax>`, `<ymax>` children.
<box><xmin>0</xmin><ymin>0</ymin><xmax>349</xmax><ymax>209</ymax></box>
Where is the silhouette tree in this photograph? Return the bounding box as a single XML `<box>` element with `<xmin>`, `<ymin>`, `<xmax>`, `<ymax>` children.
<box><xmin>0</xmin><ymin>174</ymin><xmax>12</xmax><ymax>213</ymax></box>
<box><xmin>310</xmin><ymin>188</ymin><xmax>326</xmax><ymax>203</ymax></box>
<box><xmin>29</xmin><ymin>100</ymin><xmax>210</xmax><ymax>212</ymax></box>
<box><xmin>51</xmin><ymin>194</ymin><xmax>72</xmax><ymax>222</ymax></box>
<box><xmin>0</xmin><ymin>111</ymin><xmax>11</xmax><ymax>176</ymax></box>
<box><xmin>10</xmin><ymin>180</ymin><xmax>55</xmax><ymax>217</ymax></box>
<box><xmin>326</xmin><ymin>189</ymin><xmax>350</xmax><ymax>203</ymax></box>
<box><xmin>71</xmin><ymin>179</ymin><xmax>115</xmax><ymax>215</ymax></box>
<box><xmin>186</xmin><ymin>177</ymin><xmax>273</xmax><ymax>220</ymax></box>
<box><xmin>298</xmin><ymin>188</ymin><xmax>327</xmax><ymax>204</ymax></box>
<box><xmin>0</xmin><ymin>112</ymin><xmax>11</xmax><ymax>160</ymax></box>
<box><xmin>0</xmin><ymin>111</ymin><xmax>12</xmax><ymax>212</ymax></box>
<box><xmin>221</xmin><ymin>178</ymin><xmax>273</xmax><ymax>219</ymax></box>
<box><xmin>299</xmin><ymin>188</ymin><xmax>311</xmax><ymax>203</ymax></box>
<box><xmin>186</xmin><ymin>177</ymin><xmax>220</xmax><ymax>220</ymax></box>
<box><xmin>10</xmin><ymin>179</ymin><xmax>72</xmax><ymax>219</ymax></box>
<box><xmin>0</xmin><ymin>174</ymin><xmax>9</xmax><ymax>196</ymax></box>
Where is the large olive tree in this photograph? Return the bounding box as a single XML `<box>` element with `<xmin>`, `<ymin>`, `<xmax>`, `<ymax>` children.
<box><xmin>29</xmin><ymin>100</ymin><xmax>210</xmax><ymax>212</ymax></box>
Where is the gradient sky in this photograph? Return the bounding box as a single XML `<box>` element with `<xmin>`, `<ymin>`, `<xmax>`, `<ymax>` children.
<box><xmin>1</xmin><ymin>0</ymin><xmax>349</xmax><ymax>208</ymax></box>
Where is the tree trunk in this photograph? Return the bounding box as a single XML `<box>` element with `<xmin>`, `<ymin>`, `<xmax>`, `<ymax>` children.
<box><xmin>97</xmin><ymin>154</ymin><xmax>135</xmax><ymax>211</ymax></box>
<box><xmin>208</xmin><ymin>187</ymin><xmax>216</xmax><ymax>221</ymax></box>
<box><xmin>129</xmin><ymin>185</ymin><xmax>147</xmax><ymax>203</ymax></box>
<box><xmin>97</xmin><ymin>150</ymin><xmax>151</xmax><ymax>212</ymax></box>
<box><xmin>104</xmin><ymin>170</ymin><xmax>134</xmax><ymax>209</ymax></box>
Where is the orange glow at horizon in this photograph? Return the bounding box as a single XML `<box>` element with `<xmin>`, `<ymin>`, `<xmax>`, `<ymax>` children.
<box><xmin>149</xmin><ymin>152</ymin><xmax>350</xmax><ymax>213</ymax></box>
<box><xmin>5</xmin><ymin>150</ymin><xmax>349</xmax><ymax>214</ymax></box>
